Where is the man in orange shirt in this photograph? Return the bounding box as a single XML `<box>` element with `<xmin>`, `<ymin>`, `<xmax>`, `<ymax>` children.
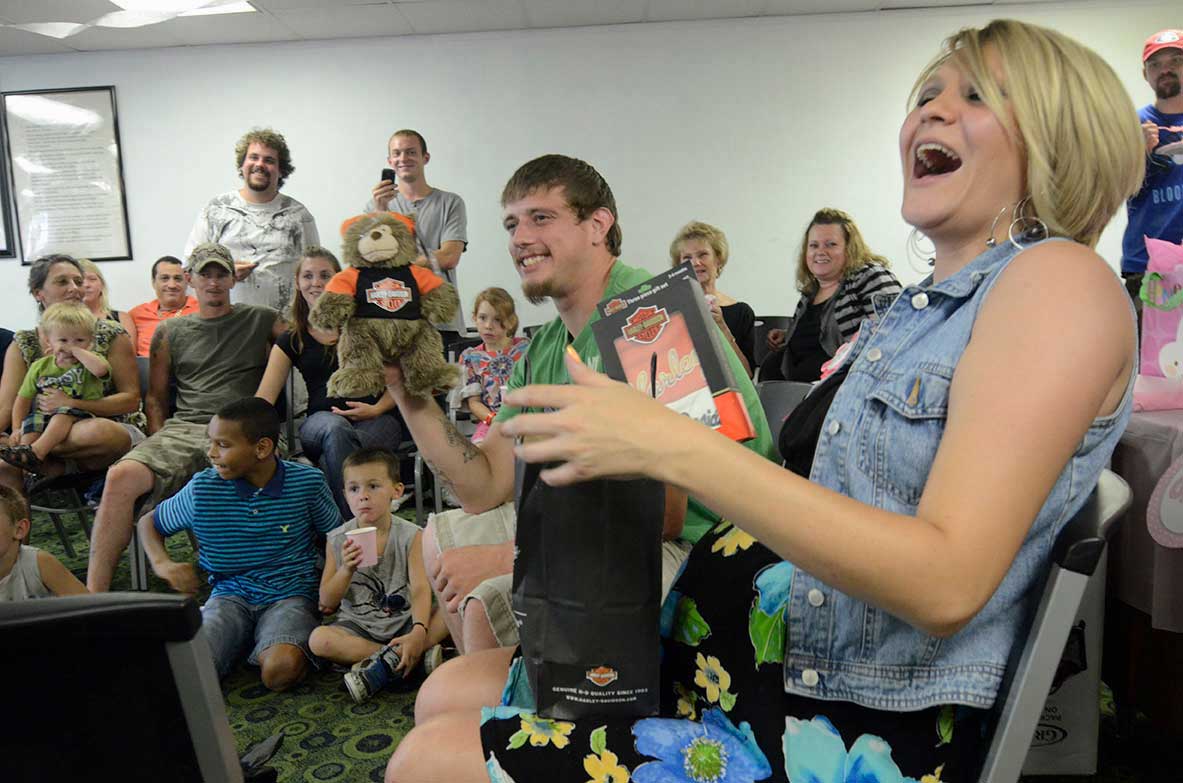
<box><xmin>125</xmin><ymin>256</ymin><xmax>199</xmax><ymax>357</ymax></box>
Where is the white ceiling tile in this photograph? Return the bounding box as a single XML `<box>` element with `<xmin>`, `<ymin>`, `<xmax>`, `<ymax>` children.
<box><xmin>0</xmin><ymin>26</ymin><xmax>77</xmax><ymax>55</ymax></box>
<box><xmin>880</xmin><ymin>0</ymin><xmax>981</xmax><ymax>7</ymax></box>
<box><xmin>520</xmin><ymin>0</ymin><xmax>645</xmax><ymax>30</ymax></box>
<box><xmin>397</xmin><ymin>0</ymin><xmax>525</xmax><ymax>35</ymax></box>
<box><xmin>62</xmin><ymin>23</ymin><xmax>184</xmax><ymax>50</ymax></box>
<box><xmin>274</xmin><ymin>3</ymin><xmax>413</xmax><ymax>38</ymax></box>
<box><xmin>164</xmin><ymin>8</ymin><xmax>299</xmax><ymax>44</ymax></box>
<box><xmin>762</xmin><ymin>0</ymin><xmax>877</xmax><ymax>14</ymax></box>
<box><xmin>645</xmin><ymin>0</ymin><xmax>765</xmax><ymax>24</ymax></box>
<box><xmin>251</xmin><ymin>0</ymin><xmax>389</xmax><ymax>11</ymax></box>
<box><xmin>0</xmin><ymin>0</ymin><xmax>118</xmax><ymax>24</ymax></box>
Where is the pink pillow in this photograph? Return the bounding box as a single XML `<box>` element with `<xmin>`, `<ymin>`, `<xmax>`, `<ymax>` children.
<box><xmin>1141</xmin><ymin>236</ymin><xmax>1183</xmax><ymax>380</ymax></box>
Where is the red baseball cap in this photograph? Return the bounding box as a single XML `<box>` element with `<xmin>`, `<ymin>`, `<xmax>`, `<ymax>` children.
<box><xmin>1144</xmin><ymin>29</ymin><xmax>1183</xmax><ymax>63</ymax></box>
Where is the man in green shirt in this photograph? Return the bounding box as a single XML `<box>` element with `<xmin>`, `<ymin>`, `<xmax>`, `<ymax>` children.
<box><xmin>382</xmin><ymin>155</ymin><xmax>774</xmax><ymax>656</ymax></box>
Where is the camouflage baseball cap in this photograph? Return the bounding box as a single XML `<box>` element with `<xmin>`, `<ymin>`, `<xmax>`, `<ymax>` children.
<box><xmin>186</xmin><ymin>242</ymin><xmax>234</xmax><ymax>273</ymax></box>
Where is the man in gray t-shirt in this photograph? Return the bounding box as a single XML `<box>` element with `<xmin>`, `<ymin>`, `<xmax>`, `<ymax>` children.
<box><xmin>186</xmin><ymin>128</ymin><xmax>319</xmax><ymax>312</ymax></box>
<box><xmin>364</xmin><ymin>129</ymin><xmax>468</xmax><ymax>338</ymax></box>
<box><xmin>85</xmin><ymin>243</ymin><xmax>287</xmax><ymax>592</ymax></box>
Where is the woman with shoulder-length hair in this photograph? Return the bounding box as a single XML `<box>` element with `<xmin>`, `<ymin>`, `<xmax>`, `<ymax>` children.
<box><xmin>386</xmin><ymin>19</ymin><xmax>1143</xmax><ymax>783</ymax></box>
<box><xmin>762</xmin><ymin>208</ymin><xmax>902</xmax><ymax>381</ymax></box>
<box><xmin>0</xmin><ymin>255</ymin><xmax>144</xmax><ymax>483</ymax></box>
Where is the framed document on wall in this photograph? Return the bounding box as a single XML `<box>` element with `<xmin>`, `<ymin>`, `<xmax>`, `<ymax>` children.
<box><xmin>0</xmin><ymin>118</ymin><xmax>12</xmax><ymax>258</ymax></box>
<box><xmin>1</xmin><ymin>86</ymin><xmax>132</xmax><ymax>262</ymax></box>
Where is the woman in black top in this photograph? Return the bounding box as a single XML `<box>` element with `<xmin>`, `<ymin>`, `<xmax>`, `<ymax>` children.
<box><xmin>256</xmin><ymin>246</ymin><xmax>403</xmax><ymax>515</ymax></box>
<box><xmin>762</xmin><ymin>208</ymin><xmax>901</xmax><ymax>381</ymax></box>
<box><xmin>669</xmin><ymin>221</ymin><xmax>755</xmax><ymax>375</ymax></box>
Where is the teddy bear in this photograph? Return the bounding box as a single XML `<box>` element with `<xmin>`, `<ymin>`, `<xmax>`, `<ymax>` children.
<box><xmin>310</xmin><ymin>212</ymin><xmax>460</xmax><ymax>399</ymax></box>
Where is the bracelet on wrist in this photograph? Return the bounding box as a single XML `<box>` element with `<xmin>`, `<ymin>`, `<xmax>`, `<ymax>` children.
<box><xmin>412</xmin><ymin>621</ymin><xmax>428</xmax><ymax>636</ymax></box>
<box><xmin>483</xmin><ymin>412</ymin><xmax>496</xmax><ymax>426</ymax></box>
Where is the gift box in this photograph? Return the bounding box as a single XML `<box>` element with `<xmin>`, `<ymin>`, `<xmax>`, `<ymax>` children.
<box><xmin>593</xmin><ymin>261</ymin><xmax>756</xmax><ymax>442</ymax></box>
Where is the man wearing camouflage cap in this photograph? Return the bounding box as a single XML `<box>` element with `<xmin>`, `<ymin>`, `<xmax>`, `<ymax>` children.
<box><xmin>86</xmin><ymin>242</ymin><xmax>289</xmax><ymax>592</ymax></box>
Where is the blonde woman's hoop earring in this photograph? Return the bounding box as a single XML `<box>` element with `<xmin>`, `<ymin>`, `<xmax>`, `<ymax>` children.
<box><xmin>1008</xmin><ymin>197</ymin><xmax>1049</xmax><ymax>249</ymax></box>
<box><xmin>985</xmin><ymin>205</ymin><xmax>1009</xmax><ymax>248</ymax></box>
<box><xmin>906</xmin><ymin>228</ymin><xmax>935</xmax><ymax>273</ymax></box>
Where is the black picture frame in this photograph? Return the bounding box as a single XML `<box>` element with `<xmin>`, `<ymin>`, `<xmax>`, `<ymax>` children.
<box><xmin>1</xmin><ymin>85</ymin><xmax>133</xmax><ymax>263</ymax></box>
<box><xmin>0</xmin><ymin>115</ymin><xmax>13</xmax><ymax>259</ymax></box>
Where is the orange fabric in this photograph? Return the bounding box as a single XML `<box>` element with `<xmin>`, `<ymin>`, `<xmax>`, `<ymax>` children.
<box><xmin>409</xmin><ymin>265</ymin><xmax>444</xmax><ymax>296</ymax></box>
<box><xmin>127</xmin><ymin>296</ymin><xmax>199</xmax><ymax>357</ymax></box>
<box><xmin>325</xmin><ymin>265</ymin><xmax>443</xmax><ymax>298</ymax></box>
<box><xmin>324</xmin><ymin>267</ymin><xmax>360</xmax><ymax>296</ymax></box>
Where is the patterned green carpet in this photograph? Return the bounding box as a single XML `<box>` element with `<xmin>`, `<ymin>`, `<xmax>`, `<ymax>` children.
<box><xmin>28</xmin><ymin>494</ymin><xmax>1177</xmax><ymax>782</ymax></box>
<box><xmin>31</xmin><ymin>494</ymin><xmax>419</xmax><ymax>782</ymax></box>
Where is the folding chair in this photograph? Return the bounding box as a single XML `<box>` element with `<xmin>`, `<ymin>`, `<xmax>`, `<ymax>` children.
<box><xmin>27</xmin><ymin>471</ymin><xmax>105</xmax><ymax>560</ymax></box>
<box><xmin>977</xmin><ymin>469</ymin><xmax>1131</xmax><ymax>783</ymax></box>
<box><xmin>756</xmin><ymin>380</ymin><xmax>813</xmax><ymax>449</ymax></box>
<box><xmin>753</xmin><ymin>315</ymin><xmax>791</xmax><ymax>376</ymax></box>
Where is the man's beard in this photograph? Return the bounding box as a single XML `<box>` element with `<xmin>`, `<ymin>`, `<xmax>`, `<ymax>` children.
<box><xmin>522</xmin><ymin>279</ymin><xmax>562</xmax><ymax>306</ymax></box>
<box><xmin>1156</xmin><ymin>75</ymin><xmax>1181</xmax><ymax>100</ymax></box>
<box><xmin>245</xmin><ymin>169</ymin><xmax>271</xmax><ymax>191</ymax></box>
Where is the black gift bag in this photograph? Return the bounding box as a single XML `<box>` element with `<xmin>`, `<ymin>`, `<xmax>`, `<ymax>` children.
<box><xmin>511</xmin><ymin>457</ymin><xmax>665</xmax><ymax>720</ymax></box>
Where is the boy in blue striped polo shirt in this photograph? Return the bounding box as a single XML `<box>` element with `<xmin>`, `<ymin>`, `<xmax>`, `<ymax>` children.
<box><xmin>137</xmin><ymin>397</ymin><xmax>341</xmax><ymax>690</ymax></box>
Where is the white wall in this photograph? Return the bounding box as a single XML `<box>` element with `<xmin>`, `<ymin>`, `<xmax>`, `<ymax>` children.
<box><xmin>0</xmin><ymin>0</ymin><xmax>1174</xmax><ymax>330</ymax></box>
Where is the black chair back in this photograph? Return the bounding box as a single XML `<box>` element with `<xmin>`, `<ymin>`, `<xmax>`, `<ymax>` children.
<box><xmin>0</xmin><ymin>593</ymin><xmax>243</xmax><ymax>781</ymax></box>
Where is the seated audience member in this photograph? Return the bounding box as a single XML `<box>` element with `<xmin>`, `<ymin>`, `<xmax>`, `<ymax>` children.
<box><xmin>1</xmin><ymin>305</ymin><xmax>110</xmax><ymax>475</ymax></box>
<box><xmin>138</xmin><ymin>397</ymin><xmax>339</xmax><ymax>689</ymax></box>
<box><xmin>381</xmin><ymin>155</ymin><xmax>774</xmax><ymax>659</ymax></box>
<box><xmin>387</xmin><ymin>20</ymin><xmax>1143</xmax><ymax>783</ymax></box>
<box><xmin>125</xmin><ymin>256</ymin><xmax>199</xmax><ymax>358</ymax></box>
<box><xmin>77</xmin><ymin>259</ymin><xmax>123</xmax><ymax>326</ymax></box>
<box><xmin>0</xmin><ymin>485</ymin><xmax>86</xmax><ymax>600</ymax></box>
<box><xmin>87</xmin><ymin>243</ymin><xmax>285</xmax><ymax>593</ymax></box>
<box><xmin>670</xmin><ymin>220</ymin><xmax>755</xmax><ymax>375</ymax></box>
<box><xmin>762</xmin><ymin>208</ymin><xmax>901</xmax><ymax>381</ymax></box>
<box><xmin>457</xmin><ymin>288</ymin><xmax>529</xmax><ymax>444</ymax></box>
<box><xmin>255</xmin><ymin>247</ymin><xmax>402</xmax><ymax>516</ymax></box>
<box><xmin>0</xmin><ymin>256</ymin><xmax>143</xmax><ymax>491</ymax></box>
<box><xmin>310</xmin><ymin>447</ymin><xmax>438</xmax><ymax>703</ymax></box>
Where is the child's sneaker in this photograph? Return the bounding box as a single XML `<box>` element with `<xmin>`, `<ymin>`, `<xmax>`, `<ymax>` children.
<box><xmin>344</xmin><ymin>646</ymin><xmax>402</xmax><ymax>703</ymax></box>
<box><xmin>423</xmin><ymin>643</ymin><xmax>458</xmax><ymax>675</ymax></box>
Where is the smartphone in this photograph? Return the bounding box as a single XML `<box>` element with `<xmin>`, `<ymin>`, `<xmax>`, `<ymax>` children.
<box><xmin>381</xmin><ymin>167</ymin><xmax>397</xmax><ymax>185</ymax></box>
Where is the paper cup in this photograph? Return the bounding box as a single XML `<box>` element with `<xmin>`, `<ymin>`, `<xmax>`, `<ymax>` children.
<box><xmin>345</xmin><ymin>526</ymin><xmax>379</xmax><ymax>568</ymax></box>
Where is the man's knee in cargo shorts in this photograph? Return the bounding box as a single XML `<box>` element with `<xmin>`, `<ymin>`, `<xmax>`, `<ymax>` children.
<box><xmin>427</xmin><ymin>503</ymin><xmax>518</xmax><ymax>652</ymax></box>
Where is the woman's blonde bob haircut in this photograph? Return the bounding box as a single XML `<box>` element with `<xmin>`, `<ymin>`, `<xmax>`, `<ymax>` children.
<box><xmin>669</xmin><ymin>221</ymin><xmax>730</xmax><ymax>275</ymax></box>
<box><xmin>795</xmin><ymin>208</ymin><xmax>890</xmax><ymax>295</ymax></box>
<box><xmin>910</xmin><ymin>19</ymin><xmax>1144</xmax><ymax>248</ymax></box>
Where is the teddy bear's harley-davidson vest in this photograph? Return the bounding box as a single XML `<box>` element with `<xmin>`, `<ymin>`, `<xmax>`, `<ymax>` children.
<box><xmin>348</xmin><ymin>266</ymin><xmax>439</xmax><ymax>320</ymax></box>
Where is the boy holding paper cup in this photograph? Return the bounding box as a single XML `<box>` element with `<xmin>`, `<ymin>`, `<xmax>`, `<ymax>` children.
<box><xmin>138</xmin><ymin>397</ymin><xmax>341</xmax><ymax>691</ymax></box>
<box><xmin>309</xmin><ymin>447</ymin><xmax>435</xmax><ymax>703</ymax></box>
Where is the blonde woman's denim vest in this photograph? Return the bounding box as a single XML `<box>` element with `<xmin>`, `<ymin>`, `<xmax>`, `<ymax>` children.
<box><xmin>788</xmin><ymin>238</ymin><xmax>1134</xmax><ymax>710</ymax></box>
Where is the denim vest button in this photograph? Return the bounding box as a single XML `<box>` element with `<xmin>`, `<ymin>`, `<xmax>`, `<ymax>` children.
<box><xmin>827</xmin><ymin>420</ymin><xmax>841</xmax><ymax>436</ymax></box>
<box><xmin>801</xmin><ymin>669</ymin><xmax>820</xmax><ymax>687</ymax></box>
<box><xmin>911</xmin><ymin>292</ymin><xmax>930</xmax><ymax>310</ymax></box>
<box><xmin>807</xmin><ymin>588</ymin><xmax>825</xmax><ymax>607</ymax></box>
<box><xmin>866</xmin><ymin>347</ymin><xmax>883</xmax><ymax>362</ymax></box>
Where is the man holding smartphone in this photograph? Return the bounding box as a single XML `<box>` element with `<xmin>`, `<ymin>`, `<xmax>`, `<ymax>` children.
<box><xmin>364</xmin><ymin>129</ymin><xmax>468</xmax><ymax>348</ymax></box>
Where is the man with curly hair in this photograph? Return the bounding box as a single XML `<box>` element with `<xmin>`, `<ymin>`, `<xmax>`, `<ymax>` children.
<box><xmin>185</xmin><ymin>128</ymin><xmax>320</xmax><ymax>310</ymax></box>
